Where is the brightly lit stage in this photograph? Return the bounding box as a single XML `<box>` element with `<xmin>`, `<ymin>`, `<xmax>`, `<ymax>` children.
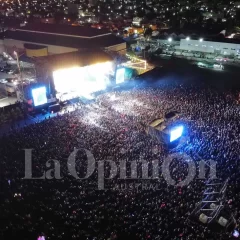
<box><xmin>53</xmin><ymin>62</ymin><xmax>113</xmax><ymax>101</ymax></box>
<box><xmin>34</xmin><ymin>51</ymin><xmax>117</xmax><ymax>103</ymax></box>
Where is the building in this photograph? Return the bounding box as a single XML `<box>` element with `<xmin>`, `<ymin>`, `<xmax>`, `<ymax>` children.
<box><xmin>67</xmin><ymin>3</ymin><xmax>80</xmax><ymax>15</ymax></box>
<box><xmin>179</xmin><ymin>39</ymin><xmax>240</xmax><ymax>56</ymax></box>
<box><xmin>1</xmin><ymin>23</ymin><xmax>126</xmax><ymax>57</ymax></box>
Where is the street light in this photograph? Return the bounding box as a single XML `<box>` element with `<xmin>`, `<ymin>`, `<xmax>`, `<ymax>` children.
<box><xmin>14</xmin><ymin>51</ymin><xmax>24</xmax><ymax>102</ymax></box>
<box><xmin>186</xmin><ymin>37</ymin><xmax>190</xmax><ymax>41</ymax></box>
<box><xmin>168</xmin><ymin>37</ymin><xmax>172</xmax><ymax>42</ymax></box>
<box><xmin>14</xmin><ymin>51</ymin><xmax>20</xmax><ymax>71</ymax></box>
<box><xmin>199</xmin><ymin>38</ymin><xmax>203</xmax><ymax>42</ymax></box>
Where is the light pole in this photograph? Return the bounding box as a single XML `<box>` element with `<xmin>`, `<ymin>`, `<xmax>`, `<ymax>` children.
<box><xmin>14</xmin><ymin>51</ymin><xmax>24</xmax><ymax>102</ymax></box>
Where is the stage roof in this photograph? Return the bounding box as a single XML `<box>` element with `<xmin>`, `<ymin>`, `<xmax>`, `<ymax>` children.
<box><xmin>35</xmin><ymin>51</ymin><xmax>113</xmax><ymax>70</ymax></box>
<box><xmin>24</xmin><ymin>43</ymin><xmax>47</xmax><ymax>50</ymax></box>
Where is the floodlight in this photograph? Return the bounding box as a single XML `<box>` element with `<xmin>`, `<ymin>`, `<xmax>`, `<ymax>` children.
<box><xmin>170</xmin><ymin>126</ymin><xmax>183</xmax><ymax>142</ymax></box>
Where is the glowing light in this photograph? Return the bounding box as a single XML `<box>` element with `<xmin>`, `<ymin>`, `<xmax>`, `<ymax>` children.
<box><xmin>38</xmin><ymin>236</ymin><xmax>45</xmax><ymax>240</ymax></box>
<box><xmin>199</xmin><ymin>38</ymin><xmax>203</xmax><ymax>42</ymax></box>
<box><xmin>227</xmin><ymin>33</ymin><xmax>235</xmax><ymax>38</ymax></box>
<box><xmin>186</xmin><ymin>37</ymin><xmax>190</xmax><ymax>41</ymax></box>
<box><xmin>110</xmin><ymin>94</ymin><xmax>116</xmax><ymax>101</ymax></box>
<box><xmin>53</xmin><ymin>62</ymin><xmax>112</xmax><ymax>101</ymax></box>
<box><xmin>168</xmin><ymin>37</ymin><xmax>172</xmax><ymax>42</ymax></box>
<box><xmin>124</xmin><ymin>55</ymin><xmax>147</xmax><ymax>70</ymax></box>
<box><xmin>170</xmin><ymin>126</ymin><xmax>183</xmax><ymax>142</ymax></box>
<box><xmin>116</xmin><ymin>68</ymin><xmax>125</xmax><ymax>84</ymax></box>
<box><xmin>32</xmin><ymin>86</ymin><xmax>47</xmax><ymax>107</ymax></box>
<box><xmin>233</xmin><ymin>230</ymin><xmax>239</xmax><ymax>237</ymax></box>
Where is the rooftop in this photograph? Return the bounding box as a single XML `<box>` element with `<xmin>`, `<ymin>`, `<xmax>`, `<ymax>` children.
<box><xmin>16</xmin><ymin>23</ymin><xmax>111</xmax><ymax>38</ymax></box>
<box><xmin>5</xmin><ymin>24</ymin><xmax>125</xmax><ymax>49</ymax></box>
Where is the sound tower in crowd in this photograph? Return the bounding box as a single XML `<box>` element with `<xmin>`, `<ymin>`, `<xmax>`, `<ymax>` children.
<box><xmin>146</xmin><ymin>111</ymin><xmax>184</xmax><ymax>148</ymax></box>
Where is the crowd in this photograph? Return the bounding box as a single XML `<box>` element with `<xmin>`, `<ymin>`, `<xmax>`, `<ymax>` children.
<box><xmin>1</xmin><ymin>78</ymin><xmax>240</xmax><ymax>240</ymax></box>
<box><xmin>0</xmin><ymin>106</ymin><xmax>25</xmax><ymax>126</ymax></box>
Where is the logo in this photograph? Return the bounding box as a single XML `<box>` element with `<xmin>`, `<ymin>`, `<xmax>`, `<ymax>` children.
<box><xmin>23</xmin><ymin>149</ymin><xmax>217</xmax><ymax>190</ymax></box>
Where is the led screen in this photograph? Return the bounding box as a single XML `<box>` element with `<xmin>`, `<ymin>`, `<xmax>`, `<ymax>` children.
<box><xmin>53</xmin><ymin>62</ymin><xmax>112</xmax><ymax>100</ymax></box>
<box><xmin>170</xmin><ymin>126</ymin><xmax>183</xmax><ymax>142</ymax></box>
<box><xmin>116</xmin><ymin>68</ymin><xmax>125</xmax><ymax>84</ymax></box>
<box><xmin>32</xmin><ymin>86</ymin><xmax>47</xmax><ymax>107</ymax></box>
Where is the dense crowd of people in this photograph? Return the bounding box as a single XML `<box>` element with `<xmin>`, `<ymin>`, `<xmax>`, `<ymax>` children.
<box><xmin>1</xmin><ymin>78</ymin><xmax>240</xmax><ymax>240</ymax></box>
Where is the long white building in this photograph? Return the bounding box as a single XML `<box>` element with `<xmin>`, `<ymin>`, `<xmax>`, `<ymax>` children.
<box><xmin>179</xmin><ymin>39</ymin><xmax>240</xmax><ymax>56</ymax></box>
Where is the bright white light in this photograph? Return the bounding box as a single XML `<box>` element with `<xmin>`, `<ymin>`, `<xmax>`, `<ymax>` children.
<box><xmin>32</xmin><ymin>86</ymin><xmax>47</xmax><ymax>107</ymax></box>
<box><xmin>227</xmin><ymin>33</ymin><xmax>235</xmax><ymax>38</ymax></box>
<box><xmin>170</xmin><ymin>126</ymin><xmax>183</xmax><ymax>142</ymax></box>
<box><xmin>199</xmin><ymin>38</ymin><xmax>203</xmax><ymax>42</ymax></box>
<box><xmin>168</xmin><ymin>37</ymin><xmax>172</xmax><ymax>42</ymax></box>
<box><xmin>233</xmin><ymin>230</ymin><xmax>239</xmax><ymax>237</ymax></box>
<box><xmin>186</xmin><ymin>37</ymin><xmax>190</xmax><ymax>41</ymax></box>
<box><xmin>37</xmin><ymin>236</ymin><xmax>45</xmax><ymax>240</ymax></box>
<box><xmin>110</xmin><ymin>94</ymin><xmax>116</xmax><ymax>101</ymax></box>
<box><xmin>53</xmin><ymin>62</ymin><xmax>112</xmax><ymax>101</ymax></box>
<box><xmin>116</xmin><ymin>68</ymin><xmax>125</xmax><ymax>84</ymax></box>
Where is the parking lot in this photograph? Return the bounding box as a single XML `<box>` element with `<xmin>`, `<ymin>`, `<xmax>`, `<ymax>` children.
<box><xmin>0</xmin><ymin>53</ymin><xmax>36</xmax><ymax>107</ymax></box>
<box><xmin>130</xmin><ymin>38</ymin><xmax>240</xmax><ymax>68</ymax></box>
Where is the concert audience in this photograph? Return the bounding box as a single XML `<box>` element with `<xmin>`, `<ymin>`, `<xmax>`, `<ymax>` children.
<box><xmin>0</xmin><ymin>79</ymin><xmax>240</xmax><ymax>240</ymax></box>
